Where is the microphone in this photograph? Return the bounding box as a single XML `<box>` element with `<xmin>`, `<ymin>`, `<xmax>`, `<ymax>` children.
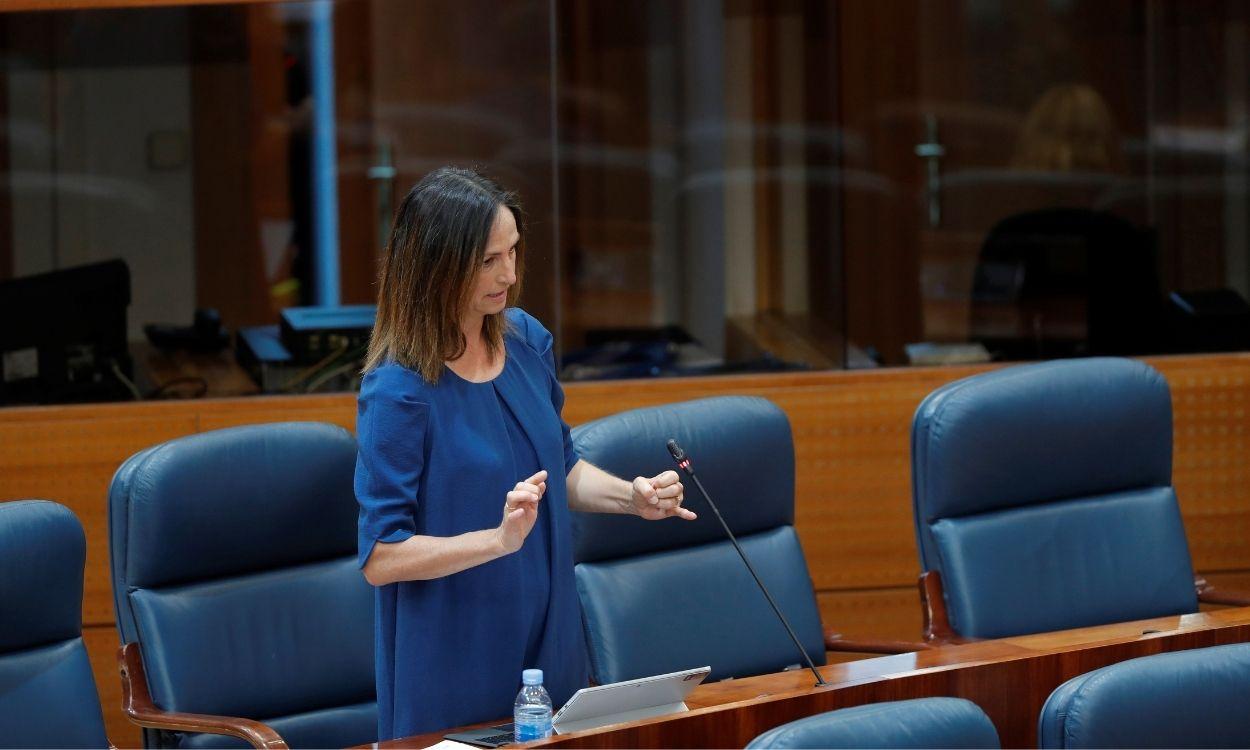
<box><xmin>666</xmin><ymin>439</ymin><xmax>829</xmax><ymax>688</ymax></box>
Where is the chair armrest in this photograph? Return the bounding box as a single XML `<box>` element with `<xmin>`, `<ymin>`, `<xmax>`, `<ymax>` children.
<box><xmin>1194</xmin><ymin>575</ymin><xmax>1250</xmax><ymax>607</ymax></box>
<box><xmin>918</xmin><ymin>570</ymin><xmax>979</xmax><ymax>645</ymax></box>
<box><xmin>118</xmin><ymin>643</ymin><xmax>289</xmax><ymax>750</ymax></box>
<box><xmin>823</xmin><ymin>626</ymin><xmax>932</xmax><ymax>654</ymax></box>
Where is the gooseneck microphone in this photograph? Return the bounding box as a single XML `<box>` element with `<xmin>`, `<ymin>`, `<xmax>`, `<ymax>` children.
<box><xmin>666</xmin><ymin>439</ymin><xmax>829</xmax><ymax>688</ymax></box>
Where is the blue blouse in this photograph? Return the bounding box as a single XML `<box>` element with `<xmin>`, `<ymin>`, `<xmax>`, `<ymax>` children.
<box><xmin>354</xmin><ymin>308</ymin><xmax>589</xmax><ymax>740</ymax></box>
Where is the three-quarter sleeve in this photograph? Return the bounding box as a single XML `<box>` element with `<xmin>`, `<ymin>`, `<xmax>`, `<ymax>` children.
<box><xmin>354</xmin><ymin>367</ymin><xmax>430</xmax><ymax>569</ymax></box>
<box><xmin>509</xmin><ymin>308</ymin><xmax>580</xmax><ymax>475</ymax></box>
<box><xmin>550</xmin><ymin>368</ymin><xmax>579</xmax><ymax>476</ymax></box>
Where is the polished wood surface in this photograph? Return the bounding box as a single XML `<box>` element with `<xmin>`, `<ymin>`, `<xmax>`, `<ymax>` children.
<box><xmin>375</xmin><ymin>607</ymin><xmax>1250</xmax><ymax>749</ymax></box>
<box><xmin>1196</xmin><ymin>575</ymin><xmax>1250</xmax><ymax>607</ymax></box>
<box><xmin>919</xmin><ymin>570</ymin><xmax>969</xmax><ymax>644</ymax></box>
<box><xmin>3</xmin><ymin>352</ymin><xmax>1250</xmax><ymax>746</ymax></box>
<box><xmin>118</xmin><ymin>643</ymin><xmax>288</xmax><ymax>749</ymax></box>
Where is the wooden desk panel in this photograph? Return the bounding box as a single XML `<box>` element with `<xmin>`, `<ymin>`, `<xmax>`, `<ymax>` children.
<box><xmin>376</xmin><ymin>608</ymin><xmax>1250</xmax><ymax>749</ymax></box>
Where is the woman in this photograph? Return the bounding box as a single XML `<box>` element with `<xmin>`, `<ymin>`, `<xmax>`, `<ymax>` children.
<box><xmin>1011</xmin><ymin>83</ymin><xmax>1122</xmax><ymax>174</ymax></box>
<box><xmin>355</xmin><ymin>166</ymin><xmax>697</xmax><ymax>740</ymax></box>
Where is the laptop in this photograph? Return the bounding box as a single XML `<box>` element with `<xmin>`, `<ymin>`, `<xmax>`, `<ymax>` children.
<box><xmin>445</xmin><ymin>665</ymin><xmax>711</xmax><ymax>747</ymax></box>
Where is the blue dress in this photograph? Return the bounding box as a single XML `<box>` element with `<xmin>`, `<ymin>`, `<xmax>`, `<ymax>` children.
<box><xmin>354</xmin><ymin>308</ymin><xmax>589</xmax><ymax>740</ymax></box>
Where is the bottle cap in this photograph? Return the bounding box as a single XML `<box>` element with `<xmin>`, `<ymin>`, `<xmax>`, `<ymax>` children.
<box><xmin>522</xmin><ymin>668</ymin><xmax>543</xmax><ymax>685</ymax></box>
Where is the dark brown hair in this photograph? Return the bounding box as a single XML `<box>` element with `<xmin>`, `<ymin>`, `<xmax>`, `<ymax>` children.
<box><xmin>364</xmin><ymin>166</ymin><xmax>525</xmax><ymax>382</ymax></box>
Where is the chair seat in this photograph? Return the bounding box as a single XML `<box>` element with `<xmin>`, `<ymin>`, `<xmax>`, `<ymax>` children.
<box><xmin>178</xmin><ymin>702</ymin><xmax>378</xmax><ymax>749</ymax></box>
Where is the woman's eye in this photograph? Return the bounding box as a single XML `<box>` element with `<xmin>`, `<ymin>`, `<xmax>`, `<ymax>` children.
<box><xmin>484</xmin><ymin>257</ymin><xmax>494</xmax><ymax>266</ymax></box>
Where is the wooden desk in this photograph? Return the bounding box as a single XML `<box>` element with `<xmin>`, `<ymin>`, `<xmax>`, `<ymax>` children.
<box><xmin>376</xmin><ymin>607</ymin><xmax>1250</xmax><ymax>749</ymax></box>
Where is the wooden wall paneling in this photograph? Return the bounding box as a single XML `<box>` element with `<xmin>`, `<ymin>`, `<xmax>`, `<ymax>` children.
<box><xmin>835</xmin><ymin>0</ymin><xmax>923</xmax><ymax>365</ymax></box>
<box><xmin>816</xmin><ymin>587</ymin><xmax>923</xmax><ymax>645</ymax></box>
<box><xmin>771</xmin><ymin>380</ymin><xmax>928</xmax><ymax>589</ymax></box>
<box><xmin>190</xmin><ymin>5</ymin><xmax>274</xmax><ymax>329</ymax></box>
<box><xmin>84</xmin><ymin>624</ymin><xmax>140</xmax><ymax>749</ymax></box>
<box><xmin>1201</xmin><ymin>571</ymin><xmax>1250</xmax><ymax>603</ymax></box>
<box><xmin>242</xmin><ymin>2</ymin><xmax>296</xmax><ymax>311</ymax></box>
<box><xmin>332</xmin><ymin>0</ymin><xmax>377</xmax><ymax>306</ymax></box>
<box><xmin>1165</xmin><ymin>357</ymin><xmax>1250</xmax><ymax>573</ymax></box>
<box><xmin>801</xmin><ymin>0</ymin><xmax>842</xmax><ymax>343</ymax></box>
<box><xmin>1151</xmin><ymin>2</ymin><xmax>1232</xmax><ymax>293</ymax></box>
<box><xmin>0</xmin><ymin>413</ymin><xmax>199</xmax><ymax>625</ymax></box>
<box><xmin>554</xmin><ymin>0</ymin><xmax>656</xmax><ymax>347</ymax></box>
<box><xmin>366</xmin><ymin>0</ymin><xmax>557</xmax><ymax>329</ymax></box>
<box><xmin>749</xmin><ymin>0</ymin><xmax>782</xmax><ymax>312</ymax></box>
<box><xmin>196</xmin><ymin>403</ymin><xmax>354</xmax><ymax>433</ymax></box>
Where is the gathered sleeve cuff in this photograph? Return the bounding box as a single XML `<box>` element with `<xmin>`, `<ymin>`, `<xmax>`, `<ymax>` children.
<box><xmin>354</xmin><ymin>367</ymin><xmax>430</xmax><ymax>569</ymax></box>
<box><xmin>508</xmin><ymin>308</ymin><xmax>580</xmax><ymax>476</ymax></box>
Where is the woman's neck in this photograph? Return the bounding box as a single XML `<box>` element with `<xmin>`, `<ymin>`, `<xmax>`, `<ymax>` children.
<box><xmin>460</xmin><ymin>312</ymin><xmax>485</xmax><ymax>347</ymax></box>
<box><xmin>447</xmin><ymin>313</ymin><xmax>502</xmax><ymax>381</ymax></box>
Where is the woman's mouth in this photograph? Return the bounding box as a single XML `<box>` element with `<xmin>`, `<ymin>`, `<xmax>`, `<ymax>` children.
<box><xmin>487</xmin><ymin>290</ymin><xmax>507</xmax><ymax>300</ymax></box>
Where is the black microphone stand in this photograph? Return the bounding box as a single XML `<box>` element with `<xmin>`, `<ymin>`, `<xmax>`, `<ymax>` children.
<box><xmin>666</xmin><ymin>439</ymin><xmax>828</xmax><ymax>688</ymax></box>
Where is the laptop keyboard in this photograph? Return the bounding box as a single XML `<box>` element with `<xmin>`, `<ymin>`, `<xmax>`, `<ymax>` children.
<box><xmin>461</xmin><ymin>723</ymin><xmax>514</xmax><ymax>747</ymax></box>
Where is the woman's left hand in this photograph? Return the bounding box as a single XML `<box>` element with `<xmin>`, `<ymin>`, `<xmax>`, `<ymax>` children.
<box><xmin>630</xmin><ymin>471</ymin><xmax>697</xmax><ymax>521</ymax></box>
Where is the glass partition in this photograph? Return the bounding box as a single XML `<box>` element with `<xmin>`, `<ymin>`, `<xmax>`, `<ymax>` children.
<box><xmin>1</xmin><ymin>0</ymin><xmax>1247</xmax><ymax>405</ymax></box>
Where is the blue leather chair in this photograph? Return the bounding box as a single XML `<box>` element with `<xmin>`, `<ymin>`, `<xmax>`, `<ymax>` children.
<box><xmin>747</xmin><ymin>697</ymin><xmax>1000</xmax><ymax>749</ymax></box>
<box><xmin>0</xmin><ymin>500</ymin><xmax>109</xmax><ymax>749</ymax></box>
<box><xmin>571</xmin><ymin>396</ymin><xmax>922</xmax><ymax>685</ymax></box>
<box><xmin>108</xmin><ymin>422</ymin><xmax>375</xmax><ymax>749</ymax></box>
<box><xmin>910</xmin><ymin>357</ymin><xmax>1248</xmax><ymax>642</ymax></box>
<box><xmin>1039</xmin><ymin>642</ymin><xmax>1250</xmax><ymax>748</ymax></box>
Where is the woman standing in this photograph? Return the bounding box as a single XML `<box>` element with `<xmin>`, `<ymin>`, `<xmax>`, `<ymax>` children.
<box><xmin>355</xmin><ymin>166</ymin><xmax>696</xmax><ymax>740</ymax></box>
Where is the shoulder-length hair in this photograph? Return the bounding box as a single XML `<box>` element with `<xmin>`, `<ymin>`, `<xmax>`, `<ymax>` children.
<box><xmin>363</xmin><ymin>166</ymin><xmax>525</xmax><ymax>382</ymax></box>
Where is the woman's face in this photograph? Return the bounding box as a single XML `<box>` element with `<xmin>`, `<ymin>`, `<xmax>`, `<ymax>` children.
<box><xmin>465</xmin><ymin>205</ymin><xmax>520</xmax><ymax>323</ymax></box>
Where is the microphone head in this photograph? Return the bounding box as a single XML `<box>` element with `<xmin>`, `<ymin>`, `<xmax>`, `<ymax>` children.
<box><xmin>666</xmin><ymin>439</ymin><xmax>686</xmax><ymax>462</ymax></box>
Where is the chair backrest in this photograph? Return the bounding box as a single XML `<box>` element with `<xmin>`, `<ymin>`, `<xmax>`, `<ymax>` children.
<box><xmin>570</xmin><ymin>396</ymin><xmax>825</xmax><ymax>684</ymax></box>
<box><xmin>747</xmin><ymin>697</ymin><xmax>1000</xmax><ymax>749</ymax></box>
<box><xmin>108</xmin><ymin>422</ymin><xmax>376</xmax><ymax>749</ymax></box>
<box><xmin>0</xmin><ymin>500</ymin><xmax>109</xmax><ymax>749</ymax></box>
<box><xmin>1039</xmin><ymin>643</ymin><xmax>1250</xmax><ymax>748</ymax></box>
<box><xmin>911</xmin><ymin>357</ymin><xmax>1197</xmax><ymax>639</ymax></box>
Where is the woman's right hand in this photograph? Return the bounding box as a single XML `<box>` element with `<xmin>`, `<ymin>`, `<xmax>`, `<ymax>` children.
<box><xmin>496</xmin><ymin>470</ymin><xmax>547</xmax><ymax>554</ymax></box>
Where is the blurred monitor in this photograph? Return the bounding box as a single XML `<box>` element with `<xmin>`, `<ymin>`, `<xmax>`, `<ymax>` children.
<box><xmin>0</xmin><ymin>259</ymin><xmax>133</xmax><ymax>405</ymax></box>
<box><xmin>970</xmin><ymin>208</ymin><xmax>1163</xmax><ymax>360</ymax></box>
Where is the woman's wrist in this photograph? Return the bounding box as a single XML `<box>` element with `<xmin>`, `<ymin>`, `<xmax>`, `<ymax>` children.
<box><xmin>619</xmin><ymin>477</ymin><xmax>639</xmax><ymax>516</ymax></box>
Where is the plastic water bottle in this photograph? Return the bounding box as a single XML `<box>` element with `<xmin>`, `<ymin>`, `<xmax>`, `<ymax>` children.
<box><xmin>513</xmin><ymin>668</ymin><xmax>553</xmax><ymax>742</ymax></box>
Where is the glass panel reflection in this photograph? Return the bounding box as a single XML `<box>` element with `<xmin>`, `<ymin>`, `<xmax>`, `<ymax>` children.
<box><xmin>1</xmin><ymin>0</ymin><xmax>1248</xmax><ymax>406</ymax></box>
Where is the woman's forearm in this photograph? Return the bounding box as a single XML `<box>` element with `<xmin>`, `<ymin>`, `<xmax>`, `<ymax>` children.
<box><xmin>566</xmin><ymin>459</ymin><xmax>635</xmax><ymax>515</ymax></box>
<box><xmin>363</xmin><ymin>529</ymin><xmax>505</xmax><ymax>586</ymax></box>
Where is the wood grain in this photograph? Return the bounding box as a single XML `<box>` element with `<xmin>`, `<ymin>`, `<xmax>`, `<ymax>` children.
<box><xmin>374</xmin><ymin>607</ymin><xmax>1250</xmax><ymax>749</ymax></box>
<box><xmin>84</xmin><ymin>625</ymin><xmax>139</xmax><ymax>749</ymax></box>
<box><xmin>3</xmin><ymin>352</ymin><xmax>1250</xmax><ymax>742</ymax></box>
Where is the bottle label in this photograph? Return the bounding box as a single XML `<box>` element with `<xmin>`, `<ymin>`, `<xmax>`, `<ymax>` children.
<box><xmin>514</xmin><ymin>713</ymin><xmax>552</xmax><ymax>741</ymax></box>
